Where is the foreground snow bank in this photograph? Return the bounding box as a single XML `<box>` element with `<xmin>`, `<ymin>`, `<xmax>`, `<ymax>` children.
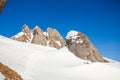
<box><xmin>0</xmin><ymin>36</ymin><xmax>120</xmax><ymax>80</ymax></box>
<box><xmin>0</xmin><ymin>73</ymin><xmax>5</xmax><ymax>80</ymax></box>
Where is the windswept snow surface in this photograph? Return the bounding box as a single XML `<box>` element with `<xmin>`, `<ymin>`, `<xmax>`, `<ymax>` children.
<box><xmin>0</xmin><ymin>73</ymin><xmax>5</xmax><ymax>80</ymax></box>
<box><xmin>0</xmin><ymin>35</ymin><xmax>120</xmax><ymax>80</ymax></box>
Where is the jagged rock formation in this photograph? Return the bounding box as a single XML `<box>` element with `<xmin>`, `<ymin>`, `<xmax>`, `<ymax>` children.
<box><xmin>12</xmin><ymin>24</ymin><xmax>33</xmax><ymax>42</ymax></box>
<box><xmin>0</xmin><ymin>62</ymin><xmax>23</xmax><ymax>80</ymax></box>
<box><xmin>0</xmin><ymin>0</ymin><xmax>7</xmax><ymax>13</ymax></box>
<box><xmin>66</xmin><ymin>30</ymin><xmax>109</xmax><ymax>62</ymax></box>
<box><xmin>32</xmin><ymin>26</ymin><xmax>47</xmax><ymax>46</ymax></box>
<box><xmin>12</xmin><ymin>24</ymin><xmax>65</xmax><ymax>48</ymax></box>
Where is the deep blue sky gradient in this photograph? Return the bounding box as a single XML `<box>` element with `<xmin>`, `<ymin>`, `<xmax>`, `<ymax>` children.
<box><xmin>0</xmin><ymin>0</ymin><xmax>120</xmax><ymax>61</ymax></box>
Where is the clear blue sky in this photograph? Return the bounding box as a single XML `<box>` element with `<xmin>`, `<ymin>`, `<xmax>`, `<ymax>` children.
<box><xmin>0</xmin><ymin>0</ymin><xmax>120</xmax><ymax>61</ymax></box>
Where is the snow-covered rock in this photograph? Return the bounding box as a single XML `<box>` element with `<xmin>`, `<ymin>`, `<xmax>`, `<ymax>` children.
<box><xmin>66</xmin><ymin>30</ymin><xmax>79</xmax><ymax>39</ymax></box>
<box><xmin>66</xmin><ymin>30</ymin><xmax>109</xmax><ymax>62</ymax></box>
<box><xmin>12</xmin><ymin>24</ymin><xmax>33</xmax><ymax>42</ymax></box>
<box><xmin>0</xmin><ymin>72</ymin><xmax>4</xmax><ymax>80</ymax></box>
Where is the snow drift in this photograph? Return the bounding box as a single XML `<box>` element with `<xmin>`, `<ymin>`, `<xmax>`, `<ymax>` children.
<box><xmin>0</xmin><ymin>35</ymin><xmax>120</xmax><ymax>80</ymax></box>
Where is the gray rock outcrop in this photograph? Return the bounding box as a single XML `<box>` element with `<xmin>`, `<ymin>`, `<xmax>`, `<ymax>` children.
<box><xmin>12</xmin><ymin>25</ymin><xmax>65</xmax><ymax>48</ymax></box>
<box><xmin>47</xmin><ymin>28</ymin><xmax>65</xmax><ymax>48</ymax></box>
<box><xmin>66</xmin><ymin>30</ymin><xmax>109</xmax><ymax>62</ymax></box>
<box><xmin>32</xmin><ymin>26</ymin><xmax>47</xmax><ymax>46</ymax></box>
<box><xmin>12</xmin><ymin>24</ymin><xmax>32</xmax><ymax>42</ymax></box>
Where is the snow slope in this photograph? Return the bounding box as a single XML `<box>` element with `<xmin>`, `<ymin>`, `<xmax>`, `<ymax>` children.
<box><xmin>0</xmin><ymin>35</ymin><xmax>120</xmax><ymax>80</ymax></box>
<box><xmin>0</xmin><ymin>73</ymin><xmax>4</xmax><ymax>80</ymax></box>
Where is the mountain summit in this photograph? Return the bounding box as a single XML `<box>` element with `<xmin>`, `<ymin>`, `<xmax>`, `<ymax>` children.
<box><xmin>66</xmin><ymin>30</ymin><xmax>108</xmax><ymax>62</ymax></box>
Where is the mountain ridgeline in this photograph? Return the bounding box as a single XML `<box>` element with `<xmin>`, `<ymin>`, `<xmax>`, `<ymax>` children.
<box><xmin>12</xmin><ymin>24</ymin><xmax>109</xmax><ymax>62</ymax></box>
<box><xmin>12</xmin><ymin>24</ymin><xmax>65</xmax><ymax>49</ymax></box>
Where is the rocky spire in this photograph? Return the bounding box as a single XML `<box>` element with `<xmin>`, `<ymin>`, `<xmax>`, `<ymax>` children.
<box><xmin>32</xmin><ymin>26</ymin><xmax>47</xmax><ymax>46</ymax></box>
<box><xmin>12</xmin><ymin>24</ymin><xmax>32</xmax><ymax>42</ymax></box>
<box><xmin>22</xmin><ymin>24</ymin><xmax>32</xmax><ymax>39</ymax></box>
<box><xmin>66</xmin><ymin>30</ymin><xmax>109</xmax><ymax>62</ymax></box>
<box><xmin>47</xmin><ymin>28</ymin><xmax>65</xmax><ymax>48</ymax></box>
<box><xmin>22</xmin><ymin>24</ymin><xmax>30</xmax><ymax>34</ymax></box>
<box><xmin>12</xmin><ymin>25</ymin><xmax>66</xmax><ymax>48</ymax></box>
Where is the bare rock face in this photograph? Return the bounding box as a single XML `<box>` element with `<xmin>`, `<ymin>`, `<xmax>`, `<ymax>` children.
<box><xmin>12</xmin><ymin>34</ymin><xmax>30</xmax><ymax>42</ymax></box>
<box><xmin>12</xmin><ymin>25</ymin><xmax>65</xmax><ymax>48</ymax></box>
<box><xmin>12</xmin><ymin>24</ymin><xmax>33</xmax><ymax>42</ymax></box>
<box><xmin>22</xmin><ymin>25</ymin><xmax>31</xmax><ymax>34</ymax></box>
<box><xmin>66</xmin><ymin>30</ymin><xmax>109</xmax><ymax>62</ymax></box>
<box><xmin>0</xmin><ymin>0</ymin><xmax>6</xmax><ymax>13</ymax></box>
<box><xmin>32</xmin><ymin>26</ymin><xmax>47</xmax><ymax>46</ymax></box>
<box><xmin>47</xmin><ymin>28</ymin><xmax>65</xmax><ymax>48</ymax></box>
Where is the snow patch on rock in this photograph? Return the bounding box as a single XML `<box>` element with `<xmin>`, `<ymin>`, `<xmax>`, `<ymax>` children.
<box><xmin>66</xmin><ymin>30</ymin><xmax>78</xmax><ymax>39</ymax></box>
<box><xmin>14</xmin><ymin>32</ymin><xmax>24</xmax><ymax>38</ymax></box>
<box><xmin>56</xmin><ymin>41</ymin><xmax>61</xmax><ymax>46</ymax></box>
<box><xmin>43</xmin><ymin>32</ymin><xmax>49</xmax><ymax>37</ymax></box>
<box><xmin>66</xmin><ymin>30</ymin><xmax>83</xmax><ymax>44</ymax></box>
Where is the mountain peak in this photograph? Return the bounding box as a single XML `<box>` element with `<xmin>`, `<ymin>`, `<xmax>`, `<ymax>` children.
<box><xmin>22</xmin><ymin>24</ymin><xmax>30</xmax><ymax>34</ymax></box>
<box><xmin>66</xmin><ymin>30</ymin><xmax>109</xmax><ymax>62</ymax></box>
<box><xmin>12</xmin><ymin>24</ymin><xmax>65</xmax><ymax>48</ymax></box>
<box><xmin>33</xmin><ymin>26</ymin><xmax>43</xmax><ymax>35</ymax></box>
<box><xmin>34</xmin><ymin>25</ymin><xmax>39</xmax><ymax>29</ymax></box>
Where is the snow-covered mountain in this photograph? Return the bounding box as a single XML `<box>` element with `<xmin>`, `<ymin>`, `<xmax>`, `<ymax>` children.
<box><xmin>66</xmin><ymin>30</ymin><xmax>109</xmax><ymax>62</ymax></box>
<box><xmin>11</xmin><ymin>25</ymin><xmax>109</xmax><ymax>62</ymax></box>
<box><xmin>0</xmin><ymin>35</ymin><xmax>120</xmax><ymax>80</ymax></box>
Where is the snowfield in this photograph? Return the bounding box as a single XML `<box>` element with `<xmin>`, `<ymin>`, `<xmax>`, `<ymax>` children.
<box><xmin>0</xmin><ymin>73</ymin><xmax>4</xmax><ymax>80</ymax></box>
<box><xmin>0</xmin><ymin>35</ymin><xmax>120</xmax><ymax>80</ymax></box>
